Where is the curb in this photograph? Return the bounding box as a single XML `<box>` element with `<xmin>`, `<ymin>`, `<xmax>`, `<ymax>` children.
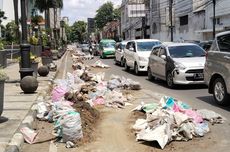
<box><xmin>4</xmin><ymin>51</ymin><xmax>67</xmax><ymax>152</ymax></box>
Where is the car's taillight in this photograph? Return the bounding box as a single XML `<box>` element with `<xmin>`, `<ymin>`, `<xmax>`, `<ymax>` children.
<box><xmin>205</xmin><ymin>51</ymin><xmax>208</xmax><ymax>59</ymax></box>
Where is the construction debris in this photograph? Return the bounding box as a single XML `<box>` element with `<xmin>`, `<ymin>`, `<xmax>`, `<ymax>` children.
<box><xmin>132</xmin><ymin>96</ymin><xmax>225</xmax><ymax>149</ymax></box>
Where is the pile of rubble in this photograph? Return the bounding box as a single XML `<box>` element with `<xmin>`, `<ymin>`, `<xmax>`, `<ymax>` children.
<box><xmin>20</xmin><ymin>50</ymin><xmax>142</xmax><ymax>148</ymax></box>
<box><xmin>132</xmin><ymin>96</ymin><xmax>225</xmax><ymax>149</ymax></box>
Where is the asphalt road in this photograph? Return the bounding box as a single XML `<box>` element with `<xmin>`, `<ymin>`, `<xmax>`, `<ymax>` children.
<box><xmin>90</xmin><ymin>57</ymin><xmax>230</xmax><ymax>119</ymax></box>
<box><xmin>22</xmin><ymin>51</ymin><xmax>230</xmax><ymax>152</ymax></box>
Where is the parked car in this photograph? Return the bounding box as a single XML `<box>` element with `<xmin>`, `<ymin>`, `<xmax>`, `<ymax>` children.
<box><xmin>148</xmin><ymin>42</ymin><xmax>206</xmax><ymax>88</ymax></box>
<box><xmin>99</xmin><ymin>39</ymin><xmax>116</xmax><ymax>58</ymax></box>
<box><xmin>123</xmin><ymin>39</ymin><xmax>161</xmax><ymax>75</ymax></box>
<box><xmin>81</xmin><ymin>43</ymin><xmax>90</xmax><ymax>52</ymax></box>
<box><xmin>198</xmin><ymin>40</ymin><xmax>213</xmax><ymax>52</ymax></box>
<box><xmin>114</xmin><ymin>41</ymin><xmax>128</xmax><ymax>66</ymax></box>
<box><xmin>204</xmin><ymin>31</ymin><xmax>230</xmax><ymax>106</ymax></box>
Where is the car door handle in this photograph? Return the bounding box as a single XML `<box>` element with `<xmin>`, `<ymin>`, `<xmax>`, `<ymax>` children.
<box><xmin>224</xmin><ymin>56</ymin><xmax>230</xmax><ymax>60</ymax></box>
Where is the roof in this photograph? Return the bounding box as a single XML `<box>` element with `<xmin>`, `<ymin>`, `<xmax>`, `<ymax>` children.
<box><xmin>216</xmin><ymin>31</ymin><xmax>230</xmax><ymax>37</ymax></box>
<box><xmin>128</xmin><ymin>39</ymin><xmax>160</xmax><ymax>42</ymax></box>
<box><xmin>121</xmin><ymin>40</ymin><xmax>129</xmax><ymax>45</ymax></box>
<box><xmin>163</xmin><ymin>42</ymin><xmax>199</xmax><ymax>47</ymax></box>
<box><xmin>100</xmin><ymin>39</ymin><xmax>116</xmax><ymax>43</ymax></box>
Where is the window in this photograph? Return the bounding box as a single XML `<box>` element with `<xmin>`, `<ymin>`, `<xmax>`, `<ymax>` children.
<box><xmin>126</xmin><ymin>42</ymin><xmax>131</xmax><ymax>49</ymax></box>
<box><xmin>136</xmin><ymin>41</ymin><xmax>161</xmax><ymax>51</ymax></box>
<box><xmin>217</xmin><ymin>34</ymin><xmax>230</xmax><ymax>52</ymax></box>
<box><xmin>180</xmin><ymin>15</ymin><xmax>188</xmax><ymax>26</ymax></box>
<box><xmin>216</xmin><ymin>18</ymin><xmax>220</xmax><ymax>25</ymax></box>
<box><xmin>151</xmin><ymin>46</ymin><xmax>160</xmax><ymax>56</ymax></box>
<box><xmin>130</xmin><ymin>42</ymin><xmax>136</xmax><ymax>51</ymax></box>
<box><xmin>168</xmin><ymin>45</ymin><xmax>205</xmax><ymax>58</ymax></box>
<box><xmin>159</xmin><ymin>47</ymin><xmax>166</xmax><ymax>56</ymax></box>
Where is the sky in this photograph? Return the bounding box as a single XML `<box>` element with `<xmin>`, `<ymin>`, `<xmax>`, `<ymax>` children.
<box><xmin>62</xmin><ymin>0</ymin><xmax>122</xmax><ymax>25</ymax></box>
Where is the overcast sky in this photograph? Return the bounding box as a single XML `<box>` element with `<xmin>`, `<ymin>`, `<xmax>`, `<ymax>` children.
<box><xmin>62</xmin><ymin>0</ymin><xmax>122</xmax><ymax>25</ymax></box>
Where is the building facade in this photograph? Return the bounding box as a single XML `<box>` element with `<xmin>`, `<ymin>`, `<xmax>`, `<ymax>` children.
<box><xmin>197</xmin><ymin>0</ymin><xmax>230</xmax><ymax>40</ymax></box>
<box><xmin>149</xmin><ymin>0</ymin><xmax>230</xmax><ymax>41</ymax></box>
<box><xmin>121</xmin><ymin>0</ymin><xmax>148</xmax><ymax>40</ymax></box>
<box><xmin>102</xmin><ymin>20</ymin><xmax>120</xmax><ymax>41</ymax></box>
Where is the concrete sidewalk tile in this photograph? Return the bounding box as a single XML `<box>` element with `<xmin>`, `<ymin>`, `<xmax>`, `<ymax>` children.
<box><xmin>0</xmin><ymin>54</ymin><xmax>65</xmax><ymax>152</ymax></box>
<box><xmin>1</xmin><ymin>110</ymin><xmax>29</xmax><ymax>120</ymax></box>
<box><xmin>0</xmin><ymin>142</ymin><xmax>7</xmax><ymax>152</ymax></box>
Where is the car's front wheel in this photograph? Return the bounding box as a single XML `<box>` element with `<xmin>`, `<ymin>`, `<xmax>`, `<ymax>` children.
<box><xmin>166</xmin><ymin>72</ymin><xmax>175</xmax><ymax>88</ymax></box>
<box><xmin>148</xmin><ymin>67</ymin><xmax>154</xmax><ymax>80</ymax></box>
<box><xmin>124</xmin><ymin>59</ymin><xmax>130</xmax><ymax>71</ymax></box>
<box><xmin>120</xmin><ymin>57</ymin><xmax>125</xmax><ymax>67</ymax></box>
<box><xmin>213</xmin><ymin>78</ymin><xmax>230</xmax><ymax>106</ymax></box>
<box><xmin>134</xmin><ymin>63</ymin><xmax>139</xmax><ymax>75</ymax></box>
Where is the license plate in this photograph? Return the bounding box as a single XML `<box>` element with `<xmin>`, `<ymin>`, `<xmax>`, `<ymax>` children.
<box><xmin>194</xmin><ymin>73</ymin><xmax>204</xmax><ymax>79</ymax></box>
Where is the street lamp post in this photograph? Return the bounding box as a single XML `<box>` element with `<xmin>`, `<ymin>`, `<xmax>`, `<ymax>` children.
<box><xmin>60</xmin><ymin>20</ymin><xmax>65</xmax><ymax>47</ymax></box>
<box><xmin>19</xmin><ymin>0</ymin><xmax>33</xmax><ymax>79</ymax></box>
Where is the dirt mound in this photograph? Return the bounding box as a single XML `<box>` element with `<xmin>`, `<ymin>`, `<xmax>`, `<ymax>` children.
<box><xmin>73</xmin><ymin>101</ymin><xmax>100</xmax><ymax>145</ymax></box>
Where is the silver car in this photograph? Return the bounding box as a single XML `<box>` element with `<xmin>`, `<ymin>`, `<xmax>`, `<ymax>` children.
<box><xmin>204</xmin><ymin>31</ymin><xmax>230</xmax><ymax>106</ymax></box>
<box><xmin>148</xmin><ymin>42</ymin><xmax>206</xmax><ymax>88</ymax></box>
<box><xmin>81</xmin><ymin>44</ymin><xmax>90</xmax><ymax>52</ymax></box>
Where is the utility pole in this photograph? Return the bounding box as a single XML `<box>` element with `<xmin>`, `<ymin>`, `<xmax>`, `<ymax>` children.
<box><xmin>169</xmin><ymin>0</ymin><xmax>173</xmax><ymax>42</ymax></box>
<box><xmin>142</xmin><ymin>17</ymin><xmax>146</xmax><ymax>39</ymax></box>
<box><xmin>213</xmin><ymin>0</ymin><xmax>216</xmax><ymax>39</ymax></box>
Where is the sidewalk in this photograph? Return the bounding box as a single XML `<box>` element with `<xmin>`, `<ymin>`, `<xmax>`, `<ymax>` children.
<box><xmin>0</xmin><ymin>56</ymin><xmax>64</xmax><ymax>152</ymax></box>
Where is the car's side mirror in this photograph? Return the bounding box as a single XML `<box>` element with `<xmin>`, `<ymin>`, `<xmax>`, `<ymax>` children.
<box><xmin>160</xmin><ymin>55</ymin><xmax>166</xmax><ymax>60</ymax></box>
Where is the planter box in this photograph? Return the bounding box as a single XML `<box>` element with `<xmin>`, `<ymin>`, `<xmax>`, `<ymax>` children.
<box><xmin>31</xmin><ymin>45</ymin><xmax>42</xmax><ymax>57</ymax></box>
<box><xmin>0</xmin><ymin>80</ymin><xmax>5</xmax><ymax>116</ymax></box>
<box><xmin>0</xmin><ymin>51</ymin><xmax>7</xmax><ymax>68</ymax></box>
<box><xmin>31</xmin><ymin>62</ymin><xmax>38</xmax><ymax>78</ymax></box>
<box><xmin>52</xmin><ymin>52</ymin><xmax>58</xmax><ymax>60</ymax></box>
<box><xmin>42</xmin><ymin>57</ymin><xmax>53</xmax><ymax>65</ymax></box>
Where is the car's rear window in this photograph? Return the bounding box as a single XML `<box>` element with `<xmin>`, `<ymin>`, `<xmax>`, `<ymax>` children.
<box><xmin>217</xmin><ymin>34</ymin><xmax>230</xmax><ymax>52</ymax></box>
<box><xmin>168</xmin><ymin>45</ymin><xmax>205</xmax><ymax>58</ymax></box>
<box><xmin>137</xmin><ymin>41</ymin><xmax>161</xmax><ymax>51</ymax></box>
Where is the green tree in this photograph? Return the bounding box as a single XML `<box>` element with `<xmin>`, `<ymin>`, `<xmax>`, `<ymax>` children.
<box><xmin>113</xmin><ymin>8</ymin><xmax>121</xmax><ymax>20</ymax></box>
<box><xmin>35</xmin><ymin>0</ymin><xmax>63</xmax><ymax>48</ymax></box>
<box><xmin>70</xmin><ymin>21</ymin><xmax>87</xmax><ymax>43</ymax></box>
<box><xmin>94</xmin><ymin>2</ymin><xmax>120</xmax><ymax>29</ymax></box>
<box><xmin>95</xmin><ymin>2</ymin><xmax>113</xmax><ymax>29</ymax></box>
<box><xmin>0</xmin><ymin>10</ymin><xmax>7</xmax><ymax>25</ymax></box>
<box><xmin>5</xmin><ymin>21</ymin><xmax>18</xmax><ymax>43</ymax></box>
<box><xmin>0</xmin><ymin>9</ymin><xmax>7</xmax><ymax>38</ymax></box>
<box><xmin>31</xmin><ymin>15</ymin><xmax>43</xmax><ymax>26</ymax></box>
<box><xmin>34</xmin><ymin>0</ymin><xmax>63</xmax><ymax>29</ymax></box>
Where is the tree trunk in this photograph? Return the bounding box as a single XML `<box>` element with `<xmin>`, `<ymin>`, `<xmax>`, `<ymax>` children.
<box><xmin>13</xmin><ymin>0</ymin><xmax>20</xmax><ymax>43</ymax></box>
<box><xmin>53</xmin><ymin>7</ymin><xmax>57</xmax><ymax>50</ymax></box>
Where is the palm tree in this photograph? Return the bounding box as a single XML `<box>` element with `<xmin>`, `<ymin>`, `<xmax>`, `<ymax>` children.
<box><xmin>35</xmin><ymin>0</ymin><xmax>63</xmax><ymax>49</ymax></box>
<box><xmin>0</xmin><ymin>10</ymin><xmax>7</xmax><ymax>38</ymax></box>
<box><xmin>51</xmin><ymin>0</ymin><xmax>63</xmax><ymax>49</ymax></box>
<box><xmin>35</xmin><ymin>0</ymin><xmax>51</xmax><ymax>29</ymax></box>
<box><xmin>13</xmin><ymin>0</ymin><xmax>20</xmax><ymax>43</ymax></box>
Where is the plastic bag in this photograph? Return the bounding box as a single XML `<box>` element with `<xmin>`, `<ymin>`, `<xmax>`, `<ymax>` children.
<box><xmin>36</xmin><ymin>102</ymin><xmax>48</xmax><ymax>119</ymax></box>
<box><xmin>20</xmin><ymin>127</ymin><xmax>38</xmax><ymax>144</ymax></box>
<box><xmin>184</xmin><ymin>109</ymin><xmax>203</xmax><ymax>123</ymax></box>
<box><xmin>51</xmin><ymin>86</ymin><xmax>68</xmax><ymax>102</ymax></box>
<box><xmin>62</xmin><ymin>112</ymin><xmax>83</xmax><ymax>142</ymax></box>
<box><xmin>107</xmin><ymin>79</ymin><xmax>122</xmax><ymax>90</ymax></box>
<box><xmin>93</xmin><ymin>97</ymin><xmax>105</xmax><ymax>105</ymax></box>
